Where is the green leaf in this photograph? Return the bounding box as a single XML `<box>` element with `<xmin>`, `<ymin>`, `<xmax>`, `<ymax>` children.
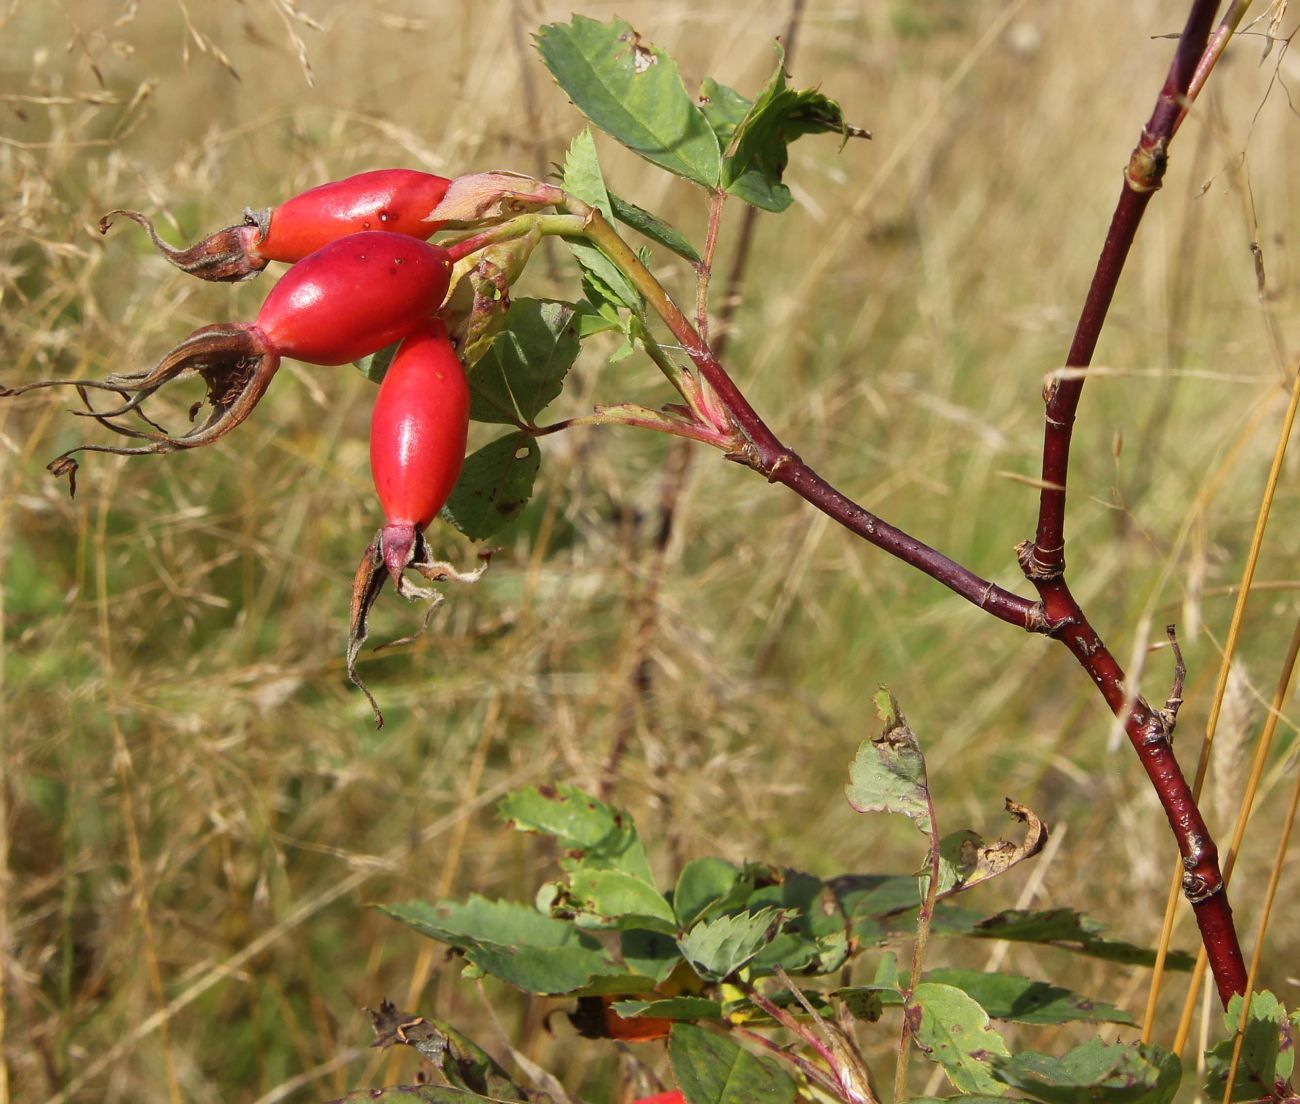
<box><xmin>378</xmin><ymin>896</ymin><xmax>616</xmax><ymax>995</ymax></box>
<box><xmin>673</xmin><ymin>857</ymin><xmax>754</xmax><ymax>927</ymax></box>
<box><xmin>573</xmin><ymin>300</ymin><xmax>623</xmax><ymax>337</ymax></box>
<box><xmin>833</xmin><ymin>984</ymin><xmax>901</xmax><ymax>1022</ymax></box>
<box><xmin>499</xmin><ymin>784</ymin><xmax>654</xmax><ymax>881</ymax></box>
<box><xmin>924</xmin><ymin>968</ymin><xmax>1134</xmax><ymax>1026</ymax></box>
<box><xmin>678</xmin><ymin>908</ymin><xmax>784</xmax><ymax>981</ymax></box>
<box><xmin>536</xmin><ymin>15</ymin><xmax>721</xmax><ymax>187</ymax></box>
<box><xmin>919</xmin><ymin>830</ymin><xmax>981</xmax><ymax>900</ymax></box>
<box><xmin>698</xmin><ymin>77</ymin><xmax>784</xmax><ymax>211</ymax></box>
<box><xmin>992</xmin><ymin>1038</ymin><xmax>1182</xmax><ymax>1104</ymax></box>
<box><xmin>612</xmin><ymin>995</ymin><xmax>724</xmax><ymax>1021</ymax></box>
<box><xmin>442</xmin><ymin>433</ymin><xmax>541</xmax><ymax>540</ymax></box>
<box><xmin>353</xmin><ymin>340</ymin><xmax>400</xmax><ymax>384</ymax></box>
<box><xmin>561</xmin><ymin>128</ymin><xmax>613</xmax><ymax>220</ymax></box>
<box><xmin>698</xmin><ymin>77</ymin><xmax>753</xmax><ymax>143</ymax></box>
<box><xmin>609</xmin><ymin>190</ymin><xmax>701</xmax><ymax>263</ymax></box>
<box><xmin>670</xmin><ymin>1022</ymin><xmax>796</xmax><ymax>1104</ymax></box>
<box><xmin>845</xmin><ymin>690</ymin><xmax>932</xmax><ymax>835</ymax></box>
<box><xmin>929</xmin><ymin>907</ymin><xmax>1197</xmax><ymax>971</ymax></box>
<box><xmin>559</xmin><ymin>128</ymin><xmax>641</xmax><ymax>312</ymax></box>
<box><xmin>908</xmin><ymin>982</ymin><xmax>1011</xmax><ymax>1096</ymax></box>
<box><xmin>466</xmin><ymin>299</ymin><xmax>580</xmax><ymax>427</ymax></box>
<box><xmin>563</xmin><ymin>866</ymin><xmax>677</xmax><ymax>932</ymax></box>
<box><xmin>720</xmin><ymin>42</ymin><xmax>861</xmax><ymax>212</ymax></box>
<box><xmin>1204</xmin><ymin>991</ymin><xmax>1294</xmax><ymax>1101</ymax></box>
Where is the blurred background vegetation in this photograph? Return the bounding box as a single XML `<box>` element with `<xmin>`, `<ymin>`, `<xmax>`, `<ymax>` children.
<box><xmin>2</xmin><ymin>1</ymin><xmax>1299</xmax><ymax>1101</ymax></box>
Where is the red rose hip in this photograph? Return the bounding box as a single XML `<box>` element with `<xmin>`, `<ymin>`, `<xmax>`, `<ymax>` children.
<box><xmin>369</xmin><ymin>318</ymin><xmax>470</xmax><ymax>585</ymax></box>
<box><xmin>100</xmin><ymin>168</ymin><xmax>452</xmax><ymax>282</ymax></box>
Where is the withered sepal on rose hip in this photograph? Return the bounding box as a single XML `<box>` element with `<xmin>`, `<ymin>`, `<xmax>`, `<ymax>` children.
<box><xmin>2</xmin><ymin>231</ymin><xmax>453</xmax><ymax>493</ymax></box>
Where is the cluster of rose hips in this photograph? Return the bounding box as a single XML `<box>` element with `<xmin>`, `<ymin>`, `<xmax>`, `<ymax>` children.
<box><xmin>5</xmin><ymin>168</ymin><xmax>563</xmax><ymax>721</ymax></box>
<box><xmin>122</xmin><ymin>170</ymin><xmax>472</xmax><ymax>586</ymax></box>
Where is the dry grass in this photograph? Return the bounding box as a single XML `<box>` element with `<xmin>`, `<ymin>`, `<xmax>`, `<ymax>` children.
<box><xmin>3</xmin><ymin>1</ymin><xmax>1300</xmax><ymax>1101</ymax></box>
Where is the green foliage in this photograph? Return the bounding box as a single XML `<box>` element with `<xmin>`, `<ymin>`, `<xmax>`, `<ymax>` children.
<box><xmin>373</xmin><ymin>778</ymin><xmax>1211</xmax><ymax>1103</ymax></box>
<box><xmin>908</xmin><ymin>981</ymin><xmax>1012</xmax><ymax>1096</ymax></box>
<box><xmin>537</xmin><ymin>15</ymin><xmax>722</xmax><ymax>187</ymax></box>
<box><xmin>713</xmin><ymin>43</ymin><xmax>864</xmax><ymax>212</ymax></box>
<box><xmin>677</xmin><ymin>907</ymin><xmax>785</xmax><ymax>981</ymax></box>
<box><xmin>923</xmin><ymin>968</ymin><xmax>1134</xmax><ymax>1026</ymax></box>
<box><xmin>846</xmin><ymin>688</ymin><xmax>933</xmax><ymax>834</ymax></box>
<box><xmin>669</xmin><ymin>1023</ymin><xmax>796</xmax><ymax>1104</ymax></box>
<box><xmin>465</xmin><ymin>298</ymin><xmax>580</xmax><ymax>427</ymax></box>
<box><xmin>538</xmin><ymin>13</ymin><xmax>863</xmax><ymax>210</ymax></box>
<box><xmin>1204</xmin><ymin>991</ymin><xmax>1297</xmax><ymax>1101</ymax></box>
<box><xmin>991</xmin><ymin>1038</ymin><xmax>1182</xmax><ymax>1104</ymax></box>
<box><xmin>609</xmin><ymin>190</ymin><xmax>701</xmax><ymax>262</ymax></box>
<box><xmin>442</xmin><ymin>432</ymin><xmax>541</xmax><ymax>539</ymax></box>
<box><xmin>377</xmin><ymin>896</ymin><xmax>616</xmax><ymax>994</ymax></box>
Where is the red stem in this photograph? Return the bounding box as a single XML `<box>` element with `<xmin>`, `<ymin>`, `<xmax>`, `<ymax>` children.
<box><xmin>581</xmin><ymin>0</ymin><xmax>1247</xmax><ymax>1004</ymax></box>
<box><xmin>1023</xmin><ymin>0</ymin><xmax>1247</xmax><ymax>1005</ymax></box>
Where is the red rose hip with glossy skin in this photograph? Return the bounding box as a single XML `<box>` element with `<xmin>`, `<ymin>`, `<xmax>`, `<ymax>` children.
<box><xmin>100</xmin><ymin>169</ymin><xmax>453</xmax><ymax>282</ymax></box>
<box><xmin>370</xmin><ymin>318</ymin><xmax>470</xmax><ymax>585</ymax></box>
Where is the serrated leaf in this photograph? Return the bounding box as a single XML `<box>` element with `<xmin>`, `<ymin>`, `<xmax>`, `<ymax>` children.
<box><xmin>609</xmin><ymin>191</ymin><xmax>701</xmax><ymax>263</ymax></box>
<box><xmin>378</xmin><ymin>896</ymin><xmax>617</xmax><ymax>995</ymax></box>
<box><xmin>537</xmin><ymin>15</ymin><xmax>721</xmax><ymax>187</ymax></box>
<box><xmin>670</xmin><ymin>1022</ymin><xmax>796</xmax><ymax>1104</ymax></box>
<box><xmin>564</xmin><ymin>866</ymin><xmax>677</xmax><ymax>932</ymax></box>
<box><xmin>929</xmin><ymin>907</ymin><xmax>1197</xmax><ymax>971</ymax></box>
<box><xmin>467</xmin><ymin>299</ymin><xmax>580</xmax><ymax>426</ymax></box>
<box><xmin>908</xmin><ymin>982</ymin><xmax>1011</xmax><ymax>1096</ymax></box>
<box><xmin>698</xmin><ymin>77</ymin><xmax>786</xmax><ymax>211</ymax></box>
<box><xmin>673</xmin><ymin>857</ymin><xmax>754</xmax><ymax>927</ymax></box>
<box><xmin>1204</xmin><ymin>991</ymin><xmax>1295</xmax><ymax>1101</ymax></box>
<box><xmin>992</xmin><ymin>1038</ymin><xmax>1182</xmax><ymax>1104</ymax></box>
<box><xmin>564</xmin><ymin>973</ymin><xmax>660</xmax><ymax>998</ymax></box>
<box><xmin>442</xmin><ymin>433</ymin><xmax>540</xmax><ymax>540</ymax></box>
<box><xmin>562</xmin><ymin>128</ymin><xmax>613</xmax><ymax>220</ymax></box>
<box><xmin>621</xmin><ymin>928</ymin><xmax>683</xmax><ymax>983</ymax></box>
<box><xmin>678</xmin><ymin>908</ymin><xmax>784</xmax><ymax>981</ymax></box>
<box><xmin>845</xmin><ymin>690</ymin><xmax>932</xmax><ymax>834</ymax></box>
<box><xmin>720</xmin><ymin>43</ymin><xmax>867</xmax><ymax>213</ymax></box>
<box><xmin>698</xmin><ymin>77</ymin><xmax>753</xmax><ymax>142</ymax></box>
<box><xmin>499</xmin><ymin>785</ymin><xmax>654</xmax><ymax>881</ymax></box>
<box><xmin>558</xmin><ymin>128</ymin><xmax>642</xmax><ymax>313</ymax></box>
<box><xmin>573</xmin><ymin>300</ymin><xmax>623</xmax><ymax>337</ymax></box>
<box><xmin>569</xmin><ymin>234</ymin><xmax>642</xmax><ymax>313</ymax></box>
<box><xmin>924</xmin><ymin>968</ymin><xmax>1134</xmax><ymax>1026</ymax></box>
<box><xmin>612</xmin><ymin>995</ymin><xmax>724</xmax><ymax>1021</ymax></box>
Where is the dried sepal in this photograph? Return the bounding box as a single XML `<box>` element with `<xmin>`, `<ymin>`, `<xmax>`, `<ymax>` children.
<box><xmin>2</xmin><ymin>323</ymin><xmax>279</xmax><ymax>494</ymax></box>
<box><xmin>346</xmin><ymin>527</ymin><xmax>490</xmax><ymax>728</ymax></box>
<box><xmin>426</xmin><ymin>171</ymin><xmax>565</xmax><ymax>228</ymax></box>
<box><xmin>100</xmin><ymin>207</ymin><xmax>270</xmax><ymax>282</ymax></box>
